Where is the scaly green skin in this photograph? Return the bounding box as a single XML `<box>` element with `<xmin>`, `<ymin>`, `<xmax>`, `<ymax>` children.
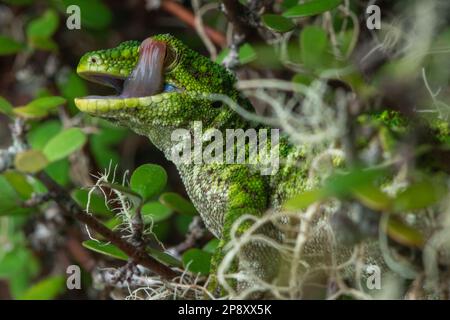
<box><xmin>75</xmin><ymin>34</ymin><xmax>310</xmax><ymax>296</ymax></box>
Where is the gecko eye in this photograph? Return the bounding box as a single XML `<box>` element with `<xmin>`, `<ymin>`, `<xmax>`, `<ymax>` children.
<box><xmin>89</xmin><ymin>55</ymin><xmax>101</xmax><ymax>65</ymax></box>
<box><xmin>163</xmin><ymin>83</ymin><xmax>178</xmax><ymax>92</ymax></box>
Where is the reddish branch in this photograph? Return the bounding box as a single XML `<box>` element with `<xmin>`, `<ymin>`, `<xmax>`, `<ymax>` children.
<box><xmin>161</xmin><ymin>1</ymin><xmax>226</xmax><ymax>47</ymax></box>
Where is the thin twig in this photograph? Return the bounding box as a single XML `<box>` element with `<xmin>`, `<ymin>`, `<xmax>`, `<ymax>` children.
<box><xmin>161</xmin><ymin>1</ymin><xmax>226</xmax><ymax>47</ymax></box>
<box><xmin>36</xmin><ymin>171</ymin><xmax>179</xmax><ymax>280</ymax></box>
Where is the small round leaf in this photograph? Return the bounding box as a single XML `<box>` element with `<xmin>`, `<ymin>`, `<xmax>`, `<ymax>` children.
<box><xmin>14</xmin><ymin>150</ymin><xmax>49</xmax><ymax>173</ymax></box>
<box><xmin>130</xmin><ymin>164</ymin><xmax>167</xmax><ymax>201</ymax></box>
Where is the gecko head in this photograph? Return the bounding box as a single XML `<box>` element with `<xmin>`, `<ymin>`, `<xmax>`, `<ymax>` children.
<box><xmin>75</xmin><ymin>34</ymin><xmax>237</xmax><ymax>129</ymax></box>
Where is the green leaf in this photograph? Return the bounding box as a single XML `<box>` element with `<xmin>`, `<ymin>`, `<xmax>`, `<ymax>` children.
<box><xmin>239</xmin><ymin>43</ymin><xmax>257</xmax><ymax>64</ymax></box>
<box><xmin>72</xmin><ymin>189</ymin><xmax>112</xmax><ymax>217</ymax></box>
<box><xmin>103</xmin><ymin>182</ymin><xmax>142</xmax><ymax>202</ymax></box>
<box><xmin>26</xmin><ymin>9</ymin><xmax>59</xmax><ymax>45</ymax></box>
<box><xmin>105</xmin><ymin>216</ymin><xmax>121</xmax><ymax>230</ymax></box>
<box><xmin>283</xmin><ymin>0</ymin><xmax>343</xmax><ymax>18</ymax></box>
<box><xmin>352</xmin><ymin>184</ymin><xmax>392</xmax><ymax>211</ymax></box>
<box><xmin>0</xmin><ymin>35</ymin><xmax>25</xmax><ymax>55</ymax></box>
<box><xmin>3</xmin><ymin>171</ymin><xmax>34</xmax><ymax>199</ymax></box>
<box><xmin>130</xmin><ymin>164</ymin><xmax>167</xmax><ymax>201</ymax></box>
<box><xmin>0</xmin><ymin>175</ymin><xmax>30</xmax><ymax>216</ymax></box>
<box><xmin>62</xmin><ymin>0</ymin><xmax>112</xmax><ymax>30</ymax></box>
<box><xmin>393</xmin><ymin>179</ymin><xmax>446</xmax><ymax>212</ymax></box>
<box><xmin>217</xmin><ymin>43</ymin><xmax>258</xmax><ymax>65</ymax></box>
<box><xmin>28</xmin><ymin>120</ymin><xmax>62</xmax><ymax>150</ymax></box>
<box><xmin>42</xmin><ymin>128</ymin><xmax>87</xmax><ymax>162</ymax></box>
<box><xmin>300</xmin><ymin>26</ymin><xmax>329</xmax><ymax>69</ymax></box>
<box><xmin>13</xmin><ymin>96</ymin><xmax>66</xmax><ymax>119</ymax></box>
<box><xmin>386</xmin><ymin>218</ymin><xmax>425</xmax><ymax>248</ymax></box>
<box><xmin>262</xmin><ymin>14</ymin><xmax>295</xmax><ymax>33</ymax></box>
<box><xmin>27</xmin><ymin>96</ymin><xmax>66</xmax><ymax>110</ymax></box>
<box><xmin>182</xmin><ymin>249</ymin><xmax>212</xmax><ymax>276</ymax></box>
<box><xmin>141</xmin><ymin>201</ymin><xmax>172</xmax><ymax>223</ymax></box>
<box><xmin>202</xmin><ymin>239</ymin><xmax>219</xmax><ymax>254</ymax></box>
<box><xmin>0</xmin><ymin>96</ymin><xmax>14</xmax><ymax>116</ymax></box>
<box><xmin>324</xmin><ymin>168</ymin><xmax>385</xmax><ymax>198</ymax></box>
<box><xmin>159</xmin><ymin>192</ymin><xmax>197</xmax><ymax>216</ymax></box>
<box><xmin>284</xmin><ymin>188</ymin><xmax>325</xmax><ymax>210</ymax></box>
<box><xmin>19</xmin><ymin>276</ymin><xmax>65</xmax><ymax>300</ymax></box>
<box><xmin>14</xmin><ymin>150</ymin><xmax>49</xmax><ymax>173</ymax></box>
<box><xmin>284</xmin><ymin>168</ymin><xmax>386</xmax><ymax>210</ymax></box>
<box><xmin>147</xmin><ymin>248</ymin><xmax>182</xmax><ymax>268</ymax></box>
<box><xmin>82</xmin><ymin>240</ymin><xmax>128</xmax><ymax>261</ymax></box>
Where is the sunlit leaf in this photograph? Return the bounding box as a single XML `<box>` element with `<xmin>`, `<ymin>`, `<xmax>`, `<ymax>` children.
<box><xmin>216</xmin><ymin>43</ymin><xmax>257</xmax><ymax>65</ymax></box>
<box><xmin>283</xmin><ymin>0</ymin><xmax>343</xmax><ymax>18</ymax></box>
<box><xmin>13</xmin><ymin>96</ymin><xmax>66</xmax><ymax>119</ymax></box>
<box><xmin>141</xmin><ymin>201</ymin><xmax>172</xmax><ymax>223</ymax></box>
<box><xmin>284</xmin><ymin>188</ymin><xmax>325</xmax><ymax>210</ymax></box>
<box><xmin>14</xmin><ymin>150</ymin><xmax>49</xmax><ymax>173</ymax></box>
<box><xmin>386</xmin><ymin>218</ymin><xmax>425</xmax><ymax>248</ymax></box>
<box><xmin>26</xmin><ymin>9</ymin><xmax>59</xmax><ymax>39</ymax></box>
<box><xmin>393</xmin><ymin>179</ymin><xmax>446</xmax><ymax>212</ymax></box>
<box><xmin>82</xmin><ymin>240</ymin><xmax>128</xmax><ymax>261</ymax></box>
<box><xmin>0</xmin><ymin>175</ymin><xmax>30</xmax><ymax>216</ymax></box>
<box><xmin>352</xmin><ymin>184</ymin><xmax>392</xmax><ymax>211</ymax></box>
<box><xmin>42</xmin><ymin>128</ymin><xmax>87</xmax><ymax>162</ymax></box>
<box><xmin>300</xmin><ymin>26</ymin><xmax>329</xmax><ymax>69</ymax></box>
<box><xmin>3</xmin><ymin>171</ymin><xmax>34</xmax><ymax>199</ymax></box>
<box><xmin>19</xmin><ymin>276</ymin><xmax>65</xmax><ymax>300</ymax></box>
<box><xmin>239</xmin><ymin>43</ymin><xmax>257</xmax><ymax>64</ymax></box>
<box><xmin>27</xmin><ymin>96</ymin><xmax>66</xmax><ymax>111</ymax></box>
<box><xmin>27</xmin><ymin>120</ymin><xmax>62</xmax><ymax>150</ymax></box>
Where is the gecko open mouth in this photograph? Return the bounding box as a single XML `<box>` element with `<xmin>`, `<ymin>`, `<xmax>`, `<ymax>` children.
<box><xmin>75</xmin><ymin>38</ymin><xmax>179</xmax><ymax>113</ymax></box>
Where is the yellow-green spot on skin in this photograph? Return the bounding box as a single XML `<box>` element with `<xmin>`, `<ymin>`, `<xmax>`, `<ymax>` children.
<box><xmin>151</xmin><ymin>95</ymin><xmax>163</xmax><ymax>103</ymax></box>
<box><xmin>97</xmin><ymin>99</ymin><xmax>109</xmax><ymax>111</ymax></box>
<box><xmin>122</xmin><ymin>49</ymin><xmax>130</xmax><ymax>58</ymax></box>
<box><xmin>127</xmin><ymin>98</ymin><xmax>139</xmax><ymax>108</ymax></box>
<box><xmin>120</xmin><ymin>69</ymin><xmax>128</xmax><ymax>76</ymax></box>
<box><xmin>139</xmin><ymin>97</ymin><xmax>153</xmax><ymax>106</ymax></box>
<box><xmin>110</xmin><ymin>99</ymin><xmax>124</xmax><ymax>110</ymax></box>
<box><xmin>111</xmin><ymin>50</ymin><xmax>119</xmax><ymax>59</ymax></box>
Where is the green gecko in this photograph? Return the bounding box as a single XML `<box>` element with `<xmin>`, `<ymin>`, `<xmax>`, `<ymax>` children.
<box><xmin>74</xmin><ymin>34</ymin><xmax>313</xmax><ymax>297</ymax></box>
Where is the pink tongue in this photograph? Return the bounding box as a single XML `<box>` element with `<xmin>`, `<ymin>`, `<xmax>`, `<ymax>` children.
<box><xmin>121</xmin><ymin>38</ymin><xmax>166</xmax><ymax>98</ymax></box>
